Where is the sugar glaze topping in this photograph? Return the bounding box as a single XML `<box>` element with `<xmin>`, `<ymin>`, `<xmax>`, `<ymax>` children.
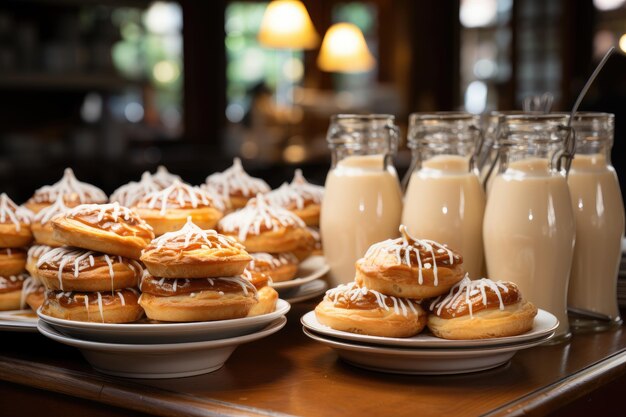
<box><xmin>151</xmin><ymin>165</ymin><xmax>182</xmax><ymax>188</ymax></box>
<box><xmin>363</xmin><ymin>225</ymin><xmax>459</xmax><ymax>286</ymax></box>
<box><xmin>265</xmin><ymin>169</ymin><xmax>324</xmax><ymax>210</ymax></box>
<box><xmin>249</xmin><ymin>252</ymin><xmax>298</xmax><ymax>269</ymax></box>
<box><xmin>27</xmin><ymin>244</ymin><xmax>52</xmax><ymax>263</ymax></box>
<box><xmin>0</xmin><ymin>273</ymin><xmax>28</xmax><ymax>290</ymax></box>
<box><xmin>47</xmin><ymin>288</ymin><xmax>140</xmax><ymax>323</ymax></box>
<box><xmin>138</xmin><ymin>180</ymin><xmax>225</xmax><ymax>214</ymax></box>
<box><xmin>66</xmin><ymin>202</ymin><xmax>143</xmax><ymax>224</ymax></box>
<box><xmin>324</xmin><ymin>282</ymin><xmax>419</xmax><ymax>317</ymax></box>
<box><xmin>20</xmin><ymin>275</ymin><xmax>43</xmax><ymax>309</ymax></box>
<box><xmin>218</xmin><ymin>194</ymin><xmax>305</xmax><ymax>242</ymax></box>
<box><xmin>205</xmin><ymin>158</ymin><xmax>270</xmax><ymax>200</ymax></box>
<box><xmin>110</xmin><ymin>171</ymin><xmax>162</xmax><ymax>208</ymax></box>
<box><xmin>34</xmin><ymin>196</ymin><xmax>71</xmax><ymax>225</ymax></box>
<box><xmin>140</xmin><ymin>272</ymin><xmax>258</xmax><ymax>298</ymax></box>
<box><xmin>0</xmin><ymin>193</ymin><xmax>32</xmax><ymax>231</ymax></box>
<box><xmin>429</xmin><ymin>276</ymin><xmax>511</xmax><ymax>318</ymax></box>
<box><xmin>29</xmin><ymin>168</ymin><xmax>107</xmax><ymax>204</ymax></box>
<box><xmin>150</xmin><ymin>217</ymin><xmax>243</xmax><ymax>250</ymax></box>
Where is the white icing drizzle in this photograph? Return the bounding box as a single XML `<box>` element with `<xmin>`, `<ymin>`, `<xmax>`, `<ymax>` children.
<box><xmin>152</xmin><ymin>275</ymin><xmax>258</xmax><ymax>298</ymax></box>
<box><xmin>151</xmin><ymin>165</ymin><xmax>182</xmax><ymax>188</ymax></box>
<box><xmin>65</xmin><ymin>202</ymin><xmax>151</xmax><ymax>233</ymax></box>
<box><xmin>218</xmin><ymin>194</ymin><xmax>305</xmax><ymax>242</ymax></box>
<box><xmin>33</xmin><ymin>196</ymin><xmax>71</xmax><ymax>225</ymax></box>
<box><xmin>96</xmin><ymin>292</ymin><xmax>104</xmax><ymax>322</ymax></box>
<box><xmin>29</xmin><ymin>168</ymin><xmax>107</xmax><ymax>204</ymax></box>
<box><xmin>429</xmin><ymin>276</ymin><xmax>511</xmax><ymax>319</ymax></box>
<box><xmin>110</xmin><ymin>171</ymin><xmax>162</xmax><ymax>208</ymax></box>
<box><xmin>0</xmin><ymin>273</ymin><xmax>27</xmax><ymax>290</ymax></box>
<box><xmin>139</xmin><ymin>179</ymin><xmax>224</xmax><ymax>215</ymax></box>
<box><xmin>265</xmin><ymin>169</ymin><xmax>324</xmax><ymax>210</ymax></box>
<box><xmin>48</xmin><ymin>289</ymin><xmax>134</xmax><ymax>323</ymax></box>
<box><xmin>205</xmin><ymin>157</ymin><xmax>270</xmax><ymax>201</ymax></box>
<box><xmin>20</xmin><ymin>275</ymin><xmax>43</xmax><ymax>309</ymax></box>
<box><xmin>249</xmin><ymin>252</ymin><xmax>298</xmax><ymax>269</ymax></box>
<box><xmin>150</xmin><ymin>217</ymin><xmax>242</xmax><ymax>250</ymax></box>
<box><xmin>324</xmin><ymin>282</ymin><xmax>419</xmax><ymax>317</ymax></box>
<box><xmin>36</xmin><ymin>246</ymin><xmax>142</xmax><ymax>292</ymax></box>
<box><xmin>0</xmin><ymin>193</ymin><xmax>32</xmax><ymax>231</ymax></box>
<box><xmin>363</xmin><ymin>225</ymin><xmax>459</xmax><ymax>286</ymax></box>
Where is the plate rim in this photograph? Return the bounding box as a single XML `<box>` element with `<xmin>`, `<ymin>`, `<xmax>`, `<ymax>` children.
<box><xmin>283</xmin><ymin>279</ymin><xmax>328</xmax><ymax>304</ymax></box>
<box><xmin>271</xmin><ymin>256</ymin><xmax>329</xmax><ymax>290</ymax></box>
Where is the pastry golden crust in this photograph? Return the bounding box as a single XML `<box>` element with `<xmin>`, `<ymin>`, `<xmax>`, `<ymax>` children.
<box><xmin>218</xmin><ymin>194</ymin><xmax>311</xmax><ymax>253</ymax></box>
<box><xmin>315</xmin><ymin>282</ymin><xmax>427</xmax><ymax>338</ymax></box>
<box><xmin>139</xmin><ymin>274</ymin><xmax>258</xmax><ymax>322</ymax></box>
<box><xmin>0</xmin><ymin>193</ymin><xmax>33</xmax><ymax>248</ymax></box>
<box><xmin>427</xmin><ymin>277</ymin><xmax>538</xmax><ymax>340</ymax></box>
<box><xmin>248</xmin><ymin>252</ymin><xmax>298</xmax><ymax>283</ymax></box>
<box><xmin>26</xmin><ymin>244</ymin><xmax>52</xmax><ymax>278</ymax></box>
<box><xmin>25</xmin><ymin>289</ymin><xmax>45</xmax><ymax>311</ymax></box>
<box><xmin>140</xmin><ymin>219</ymin><xmax>252</xmax><ymax>278</ymax></box>
<box><xmin>0</xmin><ymin>273</ymin><xmax>27</xmax><ymax>311</ymax></box>
<box><xmin>41</xmin><ymin>289</ymin><xmax>143</xmax><ymax>323</ymax></box>
<box><xmin>36</xmin><ymin>246</ymin><xmax>143</xmax><ymax>292</ymax></box>
<box><xmin>205</xmin><ymin>158</ymin><xmax>270</xmax><ymax>210</ymax></box>
<box><xmin>247</xmin><ymin>286</ymin><xmax>278</xmax><ymax>317</ymax></box>
<box><xmin>133</xmin><ymin>180</ymin><xmax>224</xmax><ymax>236</ymax></box>
<box><xmin>51</xmin><ymin>203</ymin><xmax>154</xmax><ymax>259</ymax></box>
<box><xmin>20</xmin><ymin>275</ymin><xmax>45</xmax><ymax>312</ymax></box>
<box><xmin>0</xmin><ymin>248</ymin><xmax>26</xmax><ymax>277</ymax></box>
<box><xmin>265</xmin><ymin>170</ymin><xmax>324</xmax><ymax>227</ymax></box>
<box><xmin>0</xmin><ymin>290</ymin><xmax>22</xmax><ymax>311</ymax></box>
<box><xmin>25</xmin><ymin>168</ymin><xmax>107</xmax><ymax>213</ymax></box>
<box><xmin>355</xmin><ymin>225</ymin><xmax>465</xmax><ymax>299</ymax></box>
<box><xmin>31</xmin><ymin>197</ymin><xmax>71</xmax><ymax>247</ymax></box>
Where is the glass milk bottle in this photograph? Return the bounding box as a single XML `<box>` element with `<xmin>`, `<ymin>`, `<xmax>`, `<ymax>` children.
<box><xmin>320</xmin><ymin>114</ymin><xmax>403</xmax><ymax>286</ymax></box>
<box><xmin>402</xmin><ymin>112</ymin><xmax>486</xmax><ymax>278</ymax></box>
<box><xmin>483</xmin><ymin>114</ymin><xmax>576</xmax><ymax>340</ymax></box>
<box><xmin>567</xmin><ymin>113</ymin><xmax>624</xmax><ymax>329</ymax></box>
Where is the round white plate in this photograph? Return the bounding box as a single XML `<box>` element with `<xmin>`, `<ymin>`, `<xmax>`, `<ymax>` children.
<box><xmin>38</xmin><ymin>299</ymin><xmax>290</xmax><ymax>344</ymax></box>
<box><xmin>283</xmin><ymin>279</ymin><xmax>328</xmax><ymax>304</ymax></box>
<box><xmin>271</xmin><ymin>256</ymin><xmax>329</xmax><ymax>291</ymax></box>
<box><xmin>303</xmin><ymin>327</ymin><xmax>552</xmax><ymax>375</ymax></box>
<box><xmin>0</xmin><ymin>310</ymin><xmax>38</xmax><ymax>332</ymax></box>
<box><xmin>38</xmin><ymin>317</ymin><xmax>286</xmax><ymax>379</ymax></box>
<box><xmin>302</xmin><ymin>309</ymin><xmax>558</xmax><ymax>349</ymax></box>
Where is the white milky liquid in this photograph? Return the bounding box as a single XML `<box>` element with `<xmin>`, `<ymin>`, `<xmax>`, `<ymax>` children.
<box><xmin>402</xmin><ymin>155</ymin><xmax>485</xmax><ymax>278</ymax></box>
<box><xmin>567</xmin><ymin>154</ymin><xmax>624</xmax><ymax>319</ymax></box>
<box><xmin>320</xmin><ymin>155</ymin><xmax>403</xmax><ymax>286</ymax></box>
<box><xmin>483</xmin><ymin>158</ymin><xmax>576</xmax><ymax>338</ymax></box>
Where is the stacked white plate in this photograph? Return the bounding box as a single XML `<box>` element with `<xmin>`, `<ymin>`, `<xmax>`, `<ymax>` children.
<box><xmin>0</xmin><ymin>309</ymin><xmax>38</xmax><ymax>332</ymax></box>
<box><xmin>301</xmin><ymin>309</ymin><xmax>558</xmax><ymax>375</ymax></box>
<box><xmin>37</xmin><ymin>299</ymin><xmax>290</xmax><ymax>379</ymax></box>
<box><xmin>272</xmin><ymin>255</ymin><xmax>329</xmax><ymax>303</ymax></box>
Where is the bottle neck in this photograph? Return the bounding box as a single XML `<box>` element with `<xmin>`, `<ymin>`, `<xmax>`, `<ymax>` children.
<box><xmin>331</xmin><ymin>148</ymin><xmax>393</xmax><ymax>171</ymax></box>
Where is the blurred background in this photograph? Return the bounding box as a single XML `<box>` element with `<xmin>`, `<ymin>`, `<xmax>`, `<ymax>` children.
<box><xmin>1</xmin><ymin>0</ymin><xmax>626</xmax><ymax>201</ymax></box>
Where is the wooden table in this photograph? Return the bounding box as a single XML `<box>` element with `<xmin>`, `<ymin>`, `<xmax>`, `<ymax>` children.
<box><xmin>1</xmin><ymin>301</ymin><xmax>626</xmax><ymax>417</ymax></box>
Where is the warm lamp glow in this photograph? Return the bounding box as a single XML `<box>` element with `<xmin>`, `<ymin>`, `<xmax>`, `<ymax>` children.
<box><xmin>317</xmin><ymin>23</ymin><xmax>375</xmax><ymax>73</ymax></box>
<box><xmin>258</xmin><ymin>0</ymin><xmax>319</xmax><ymax>49</ymax></box>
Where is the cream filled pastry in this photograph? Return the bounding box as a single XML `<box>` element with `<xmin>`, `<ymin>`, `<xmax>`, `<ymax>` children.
<box><xmin>110</xmin><ymin>171</ymin><xmax>162</xmax><ymax>208</ymax></box>
<box><xmin>41</xmin><ymin>288</ymin><xmax>143</xmax><ymax>323</ymax></box>
<box><xmin>205</xmin><ymin>157</ymin><xmax>270</xmax><ymax>210</ymax></box>
<box><xmin>427</xmin><ymin>277</ymin><xmax>538</xmax><ymax>340</ymax></box>
<box><xmin>31</xmin><ymin>196</ymin><xmax>71</xmax><ymax>247</ymax></box>
<box><xmin>140</xmin><ymin>218</ymin><xmax>252</xmax><ymax>278</ymax></box>
<box><xmin>134</xmin><ymin>180</ymin><xmax>224</xmax><ymax>236</ymax></box>
<box><xmin>139</xmin><ymin>273</ymin><xmax>258</xmax><ymax>322</ymax></box>
<box><xmin>26</xmin><ymin>244</ymin><xmax>52</xmax><ymax>278</ymax></box>
<box><xmin>0</xmin><ymin>247</ymin><xmax>26</xmax><ymax>277</ymax></box>
<box><xmin>0</xmin><ymin>273</ymin><xmax>28</xmax><ymax>310</ymax></box>
<box><xmin>315</xmin><ymin>282</ymin><xmax>427</xmax><ymax>338</ymax></box>
<box><xmin>218</xmin><ymin>194</ymin><xmax>312</xmax><ymax>253</ymax></box>
<box><xmin>248</xmin><ymin>252</ymin><xmax>299</xmax><ymax>283</ymax></box>
<box><xmin>355</xmin><ymin>225</ymin><xmax>465</xmax><ymax>299</ymax></box>
<box><xmin>265</xmin><ymin>169</ymin><xmax>324</xmax><ymax>226</ymax></box>
<box><xmin>52</xmin><ymin>203</ymin><xmax>154</xmax><ymax>259</ymax></box>
<box><xmin>0</xmin><ymin>193</ymin><xmax>32</xmax><ymax>248</ymax></box>
<box><xmin>36</xmin><ymin>246</ymin><xmax>143</xmax><ymax>292</ymax></box>
<box><xmin>25</xmin><ymin>168</ymin><xmax>107</xmax><ymax>213</ymax></box>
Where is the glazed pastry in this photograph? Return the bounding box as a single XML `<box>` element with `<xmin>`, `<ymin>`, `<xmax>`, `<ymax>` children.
<box><xmin>248</xmin><ymin>252</ymin><xmax>299</xmax><ymax>283</ymax></box>
<box><xmin>31</xmin><ymin>197</ymin><xmax>71</xmax><ymax>247</ymax></box>
<box><xmin>0</xmin><ymin>273</ymin><xmax>28</xmax><ymax>311</ymax></box>
<box><xmin>247</xmin><ymin>285</ymin><xmax>279</xmax><ymax>317</ymax></box>
<box><xmin>427</xmin><ymin>277</ymin><xmax>538</xmax><ymax>340</ymax></box>
<box><xmin>205</xmin><ymin>157</ymin><xmax>270</xmax><ymax>210</ymax></box>
<box><xmin>0</xmin><ymin>194</ymin><xmax>32</xmax><ymax>248</ymax></box>
<box><xmin>133</xmin><ymin>180</ymin><xmax>224</xmax><ymax>236</ymax></box>
<box><xmin>355</xmin><ymin>225</ymin><xmax>465</xmax><ymax>299</ymax></box>
<box><xmin>20</xmin><ymin>275</ymin><xmax>45</xmax><ymax>311</ymax></box>
<box><xmin>218</xmin><ymin>194</ymin><xmax>312</xmax><ymax>253</ymax></box>
<box><xmin>139</xmin><ymin>273</ymin><xmax>258</xmax><ymax>322</ymax></box>
<box><xmin>26</xmin><ymin>244</ymin><xmax>52</xmax><ymax>278</ymax></box>
<box><xmin>36</xmin><ymin>246</ymin><xmax>143</xmax><ymax>292</ymax></box>
<box><xmin>150</xmin><ymin>165</ymin><xmax>182</xmax><ymax>188</ymax></box>
<box><xmin>25</xmin><ymin>168</ymin><xmax>107</xmax><ymax>213</ymax></box>
<box><xmin>0</xmin><ymin>248</ymin><xmax>26</xmax><ymax>277</ymax></box>
<box><xmin>110</xmin><ymin>171</ymin><xmax>162</xmax><ymax>208</ymax></box>
<box><xmin>265</xmin><ymin>169</ymin><xmax>324</xmax><ymax>226</ymax></box>
<box><xmin>140</xmin><ymin>218</ymin><xmax>252</xmax><ymax>278</ymax></box>
<box><xmin>315</xmin><ymin>282</ymin><xmax>427</xmax><ymax>338</ymax></box>
<box><xmin>51</xmin><ymin>203</ymin><xmax>154</xmax><ymax>259</ymax></box>
<box><xmin>41</xmin><ymin>289</ymin><xmax>143</xmax><ymax>323</ymax></box>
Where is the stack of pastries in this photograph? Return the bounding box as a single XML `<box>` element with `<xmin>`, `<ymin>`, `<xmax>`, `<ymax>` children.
<box><xmin>37</xmin><ymin>203</ymin><xmax>153</xmax><ymax>323</ymax></box>
<box><xmin>204</xmin><ymin>158</ymin><xmax>270</xmax><ymax>211</ymax></box>
<box><xmin>265</xmin><ymin>169</ymin><xmax>324</xmax><ymax>228</ymax></box>
<box><xmin>109</xmin><ymin>166</ymin><xmax>181</xmax><ymax>208</ymax></box>
<box><xmin>139</xmin><ymin>218</ymin><xmax>275</xmax><ymax>321</ymax></box>
<box><xmin>316</xmin><ymin>225</ymin><xmax>537</xmax><ymax>339</ymax></box>
<box><xmin>0</xmin><ymin>193</ymin><xmax>32</xmax><ymax>311</ymax></box>
<box><xmin>218</xmin><ymin>194</ymin><xmax>314</xmax><ymax>283</ymax></box>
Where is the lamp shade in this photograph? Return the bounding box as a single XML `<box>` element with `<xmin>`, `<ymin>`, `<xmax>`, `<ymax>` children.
<box><xmin>317</xmin><ymin>23</ymin><xmax>376</xmax><ymax>73</ymax></box>
<box><xmin>258</xmin><ymin>0</ymin><xmax>319</xmax><ymax>49</ymax></box>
